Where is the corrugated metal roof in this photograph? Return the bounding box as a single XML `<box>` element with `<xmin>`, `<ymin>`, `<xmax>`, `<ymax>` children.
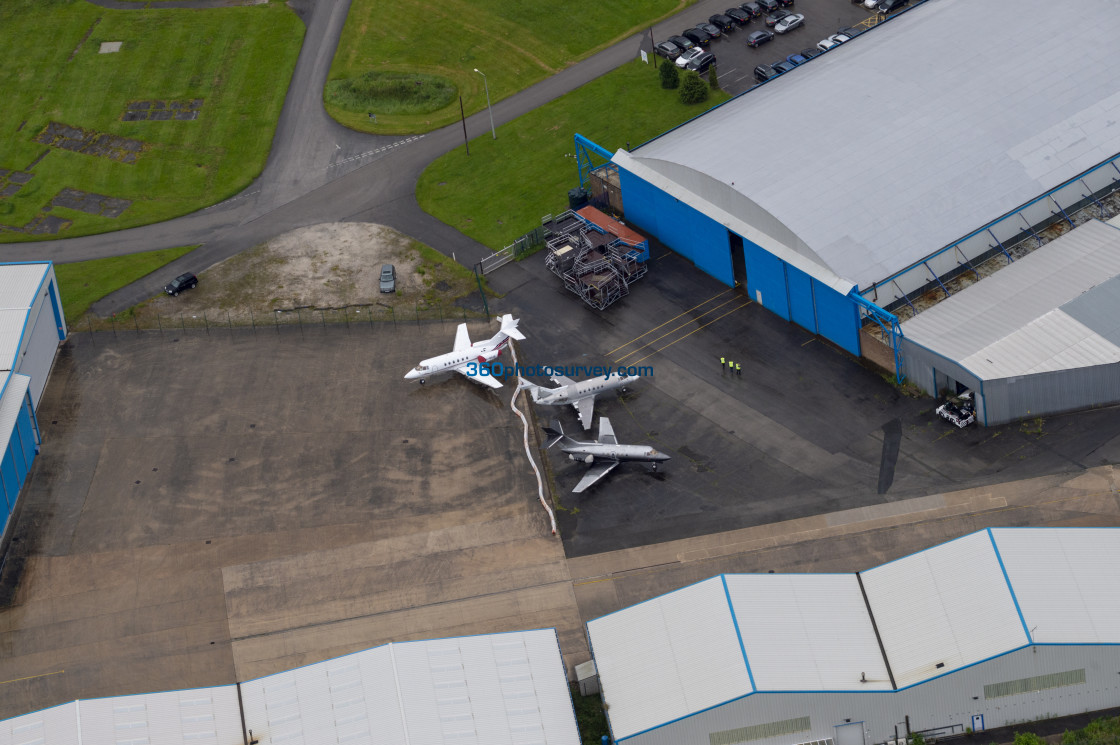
<box><xmin>0</xmin><ymin>264</ymin><xmax>51</xmax><ymax>373</ymax></box>
<box><xmin>587</xmin><ymin>577</ymin><xmax>752</xmax><ymax>741</ymax></box>
<box><xmin>588</xmin><ymin>530</ymin><xmax>1120</xmax><ymax>739</ymax></box>
<box><xmin>0</xmin><ymin>264</ymin><xmax>49</xmax><ymax>311</ymax></box>
<box><xmin>239</xmin><ymin>629</ymin><xmax>579</xmax><ymax>745</ymax></box>
<box><xmin>725</xmin><ymin>574</ymin><xmax>892</xmax><ymax>691</ymax></box>
<box><xmin>0</xmin><ymin>688</ymin><xmax>242</xmax><ymax>745</ymax></box>
<box><xmin>902</xmin><ymin>219</ymin><xmax>1120</xmax><ymax>380</ymax></box>
<box><xmin>858</xmin><ymin>531</ymin><xmax>1028</xmax><ymax>688</ymax></box>
<box><xmin>0</xmin><ymin>373</ymin><xmax>30</xmax><ymax>458</ymax></box>
<box><xmin>615</xmin><ymin>0</ymin><xmax>1120</xmax><ymax>290</ymax></box>
<box><xmin>992</xmin><ymin>528</ymin><xmax>1120</xmax><ymax>644</ymax></box>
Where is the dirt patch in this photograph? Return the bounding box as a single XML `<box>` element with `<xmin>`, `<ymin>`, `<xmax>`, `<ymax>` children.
<box><xmin>135</xmin><ymin>222</ymin><xmax>476</xmax><ymax>323</ymax></box>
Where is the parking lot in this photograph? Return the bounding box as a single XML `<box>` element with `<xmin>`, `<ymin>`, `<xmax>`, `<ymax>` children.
<box><xmin>652</xmin><ymin>0</ymin><xmax>890</xmax><ymax>95</ymax></box>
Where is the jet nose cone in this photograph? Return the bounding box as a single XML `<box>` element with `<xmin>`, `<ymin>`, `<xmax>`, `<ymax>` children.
<box><xmin>653</xmin><ymin>451</ymin><xmax>671</xmax><ymax>461</ymax></box>
<box><xmin>404</xmin><ymin>369</ymin><xmax>418</xmax><ymax>380</ymax></box>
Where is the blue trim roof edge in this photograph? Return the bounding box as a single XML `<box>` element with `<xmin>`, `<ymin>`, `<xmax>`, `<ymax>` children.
<box><xmin>721</xmin><ymin>574</ymin><xmax>757</xmax><ymax>691</ymax></box>
<box><xmin>987</xmin><ymin>527</ymin><xmax>1032</xmax><ymax>644</ymax></box>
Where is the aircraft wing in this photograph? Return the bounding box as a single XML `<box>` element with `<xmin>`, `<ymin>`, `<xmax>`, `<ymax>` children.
<box><xmin>455</xmin><ymin>364</ymin><xmax>503</xmax><ymax>389</ymax></box>
<box><xmin>550</xmin><ymin>374</ymin><xmax>576</xmax><ymax>387</ymax></box>
<box><xmin>574</xmin><ymin>396</ymin><xmax>595</xmax><ymax>430</ymax></box>
<box><xmin>453</xmin><ymin>323</ymin><xmax>471</xmax><ymax>352</ymax></box>
<box><xmin>573</xmin><ymin>461</ymin><xmax>619</xmax><ymax>494</ymax></box>
<box><xmin>597</xmin><ymin>417</ymin><xmax>617</xmax><ymax>445</ymax></box>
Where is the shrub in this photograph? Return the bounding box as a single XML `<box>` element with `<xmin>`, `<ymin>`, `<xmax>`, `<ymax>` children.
<box><xmin>708</xmin><ymin>63</ymin><xmax>719</xmax><ymax>89</ymax></box>
<box><xmin>659</xmin><ymin>59</ymin><xmax>680</xmax><ymax>89</ymax></box>
<box><xmin>679</xmin><ymin>71</ymin><xmax>709</xmax><ymax>104</ymax></box>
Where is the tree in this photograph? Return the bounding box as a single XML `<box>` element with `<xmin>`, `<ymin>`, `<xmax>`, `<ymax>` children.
<box><xmin>708</xmin><ymin>63</ymin><xmax>719</xmax><ymax>90</ymax></box>
<box><xmin>659</xmin><ymin>59</ymin><xmax>679</xmax><ymax>89</ymax></box>
<box><xmin>679</xmin><ymin>71</ymin><xmax>709</xmax><ymax>104</ymax></box>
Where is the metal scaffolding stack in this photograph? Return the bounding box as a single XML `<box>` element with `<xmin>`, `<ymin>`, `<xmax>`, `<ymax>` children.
<box><xmin>543</xmin><ymin>210</ymin><xmax>648</xmax><ymax>310</ymax></box>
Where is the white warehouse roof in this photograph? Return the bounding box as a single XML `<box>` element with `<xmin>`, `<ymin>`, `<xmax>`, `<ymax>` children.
<box><xmin>588</xmin><ymin>528</ymin><xmax>1120</xmax><ymax>742</ymax></box>
<box><xmin>0</xmin><ymin>262</ymin><xmax>52</xmax><ymax>372</ymax></box>
<box><xmin>239</xmin><ymin>628</ymin><xmax>579</xmax><ymax>745</ymax></box>
<box><xmin>613</xmin><ymin>0</ymin><xmax>1120</xmax><ymax>291</ymax></box>
<box><xmin>0</xmin><ymin>687</ymin><xmax>243</xmax><ymax>745</ymax></box>
<box><xmin>900</xmin><ymin>219</ymin><xmax>1120</xmax><ymax>380</ymax></box>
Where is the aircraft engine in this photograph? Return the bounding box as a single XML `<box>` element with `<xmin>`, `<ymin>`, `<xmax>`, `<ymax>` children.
<box><xmin>583</xmin><ymin>454</ymin><xmax>594</xmax><ymax>464</ymax></box>
<box><xmin>476</xmin><ymin>349</ymin><xmax>501</xmax><ymax>364</ymax></box>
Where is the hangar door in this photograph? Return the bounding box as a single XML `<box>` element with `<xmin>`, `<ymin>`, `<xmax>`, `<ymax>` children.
<box><xmin>16</xmin><ymin>285</ymin><xmax>64</xmax><ymax>408</ymax></box>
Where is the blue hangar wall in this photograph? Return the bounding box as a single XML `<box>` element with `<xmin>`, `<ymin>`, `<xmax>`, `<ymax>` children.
<box><xmin>0</xmin><ymin>375</ymin><xmax>39</xmax><ymax>544</ymax></box>
<box><xmin>617</xmin><ymin>167</ymin><xmax>862</xmax><ymax>357</ymax></box>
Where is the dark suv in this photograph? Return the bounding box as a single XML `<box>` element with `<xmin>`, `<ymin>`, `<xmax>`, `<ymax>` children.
<box><xmin>164</xmin><ymin>272</ymin><xmax>198</xmax><ymax>296</ymax></box>
<box><xmin>686</xmin><ymin>52</ymin><xmax>717</xmax><ymax>73</ymax></box>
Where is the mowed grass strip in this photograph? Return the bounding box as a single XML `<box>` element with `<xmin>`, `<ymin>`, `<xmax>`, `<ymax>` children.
<box><xmin>0</xmin><ymin>0</ymin><xmax>302</xmax><ymax>242</ymax></box>
<box><xmin>54</xmin><ymin>245</ymin><xmax>197</xmax><ymax>323</ymax></box>
<box><xmin>417</xmin><ymin>60</ymin><xmax>729</xmax><ymax>251</ymax></box>
<box><xmin>327</xmin><ymin>0</ymin><xmax>694</xmax><ymax>134</ymax></box>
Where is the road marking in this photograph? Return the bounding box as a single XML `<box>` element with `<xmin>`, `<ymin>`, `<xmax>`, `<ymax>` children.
<box><xmin>207</xmin><ymin>189</ymin><xmax>260</xmax><ymax>210</ymax></box>
<box><xmin>613</xmin><ymin>296</ymin><xmax>746</xmax><ymax>364</ymax></box>
<box><xmin>0</xmin><ymin>669</ymin><xmax>65</xmax><ymax>687</ymax></box>
<box><xmin>627</xmin><ymin>301</ymin><xmax>751</xmax><ymax>366</ymax></box>
<box><xmin>717</xmin><ymin>68</ymin><xmax>737</xmax><ymax>78</ymax></box>
<box><xmin>328</xmin><ymin>135</ymin><xmax>426</xmax><ymax>169</ymax></box>
<box><xmin>603</xmin><ymin>287</ymin><xmax>735</xmax><ymax>357</ymax></box>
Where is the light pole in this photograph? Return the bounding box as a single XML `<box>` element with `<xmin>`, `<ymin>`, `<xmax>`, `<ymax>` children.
<box><xmin>474</xmin><ymin>68</ymin><xmax>496</xmax><ymax>140</ymax></box>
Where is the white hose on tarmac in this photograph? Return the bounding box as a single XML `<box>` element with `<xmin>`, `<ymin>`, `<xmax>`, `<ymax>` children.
<box><xmin>508</xmin><ymin>342</ymin><xmax>557</xmax><ymax>536</ymax></box>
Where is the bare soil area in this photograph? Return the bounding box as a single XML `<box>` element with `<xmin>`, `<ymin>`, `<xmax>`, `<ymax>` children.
<box><xmin>131</xmin><ymin>222</ymin><xmax>477</xmax><ymax>326</ymax></box>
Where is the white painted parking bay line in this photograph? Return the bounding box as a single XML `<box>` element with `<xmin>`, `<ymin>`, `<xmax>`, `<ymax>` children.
<box><xmin>717</xmin><ymin>68</ymin><xmax>737</xmax><ymax>79</ymax></box>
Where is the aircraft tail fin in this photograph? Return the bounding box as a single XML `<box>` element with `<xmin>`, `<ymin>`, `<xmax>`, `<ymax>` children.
<box><xmin>494</xmin><ymin>314</ymin><xmax>526</xmax><ymax>343</ymax></box>
<box><xmin>542</xmin><ymin>418</ymin><xmax>568</xmax><ymax>448</ymax></box>
<box><xmin>517</xmin><ymin>377</ymin><xmax>543</xmax><ymax>402</ymax></box>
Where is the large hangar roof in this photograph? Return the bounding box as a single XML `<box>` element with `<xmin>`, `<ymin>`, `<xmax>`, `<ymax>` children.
<box><xmin>613</xmin><ymin>0</ymin><xmax>1120</xmax><ymax>291</ymax></box>
<box><xmin>588</xmin><ymin>529</ymin><xmax>1120</xmax><ymax>741</ymax></box>
<box><xmin>900</xmin><ymin>219</ymin><xmax>1120</xmax><ymax>380</ymax></box>
<box><xmin>0</xmin><ymin>262</ymin><xmax>51</xmax><ymax>372</ymax></box>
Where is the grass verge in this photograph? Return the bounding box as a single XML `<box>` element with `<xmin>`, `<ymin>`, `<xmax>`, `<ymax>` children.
<box><xmin>0</xmin><ymin>0</ymin><xmax>302</xmax><ymax>242</ymax></box>
<box><xmin>326</xmin><ymin>0</ymin><xmax>695</xmax><ymax>134</ymax></box>
<box><xmin>54</xmin><ymin>245</ymin><xmax>196</xmax><ymax>324</ymax></box>
<box><xmin>417</xmin><ymin>59</ymin><xmax>730</xmax><ymax>251</ymax></box>
<box><xmin>569</xmin><ymin>685</ymin><xmax>609</xmax><ymax>745</ymax></box>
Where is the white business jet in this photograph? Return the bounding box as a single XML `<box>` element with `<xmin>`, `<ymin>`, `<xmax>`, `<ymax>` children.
<box><xmin>404</xmin><ymin>314</ymin><xmax>525</xmax><ymax>390</ymax></box>
<box><xmin>519</xmin><ymin>370</ymin><xmax>635</xmax><ymax>429</ymax></box>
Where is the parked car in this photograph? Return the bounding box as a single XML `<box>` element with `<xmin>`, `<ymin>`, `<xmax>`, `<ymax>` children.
<box><xmin>164</xmin><ymin>272</ymin><xmax>198</xmax><ymax>296</ymax></box>
<box><xmin>862</xmin><ymin>0</ymin><xmax>878</xmax><ymax>8</ymax></box>
<box><xmin>774</xmin><ymin>13</ymin><xmax>804</xmax><ymax>33</ymax></box>
<box><xmin>837</xmin><ymin>26</ymin><xmax>862</xmax><ymax>39</ymax></box>
<box><xmin>676</xmin><ymin>47</ymin><xmax>707</xmax><ymax>68</ymax></box>
<box><xmin>725</xmin><ymin>7</ymin><xmax>752</xmax><ymax>25</ymax></box>
<box><xmin>772</xmin><ymin>59</ymin><xmax>797</xmax><ymax>74</ymax></box>
<box><xmin>753</xmin><ymin>64</ymin><xmax>779</xmax><ymax>82</ymax></box>
<box><xmin>775</xmin><ymin>0</ymin><xmax>795</xmax><ymax>7</ymax></box>
<box><xmin>686</xmin><ymin>51</ymin><xmax>717</xmax><ymax>73</ymax></box>
<box><xmin>745</xmin><ymin>29</ymin><xmax>774</xmax><ymax>47</ymax></box>
<box><xmin>765</xmin><ymin>9</ymin><xmax>790</xmax><ymax>27</ymax></box>
<box><xmin>709</xmin><ymin>13</ymin><xmax>737</xmax><ymax>32</ymax></box>
<box><xmin>799</xmin><ymin>46</ymin><xmax>821</xmax><ymax>59</ymax></box>
<box><xmin>655</xmin><ymin>40</ymin><xmax>683</xmax><ymax>58</ymax></box>
<box><xmin>878</xmin><ymin>0</ymin><xmax>907</xmax><ymax>12</ymax></box>
<box><xmin>667</xmin><ymin>34</ymin><xmax>697</xmax><ymax>52</ymax></box>
<box><xmin>757</xmin><ymin>0</ymin><xmax>780</xmax><ymax>11</ymax></box>
<box><xmin>786</xmin><ymin>52</ymin><xmax>808</xmax><ymax>66</ymax></box>
<box><xmin>816</xmin><ymin>35</ymin><xmax>844</xmax><ymax>51</ymax></box>
<box><xmin>696</xmin><ymin>22</ymin><xmax>723</xmax><ymax>38</ymax></box>
<box><xmin>682</xmin><ymin>27</ymin><xmax>711</xmax><ymax>45</ymax></box>
<box><xmin>379</xmin><ymin>264</ymin><xmax>396</xmax><ymax>293</ymax></box>
<box><xmin>739</xmin><ymin>1</ymin><xmax>763</xmax><ymax>17</ymax></box>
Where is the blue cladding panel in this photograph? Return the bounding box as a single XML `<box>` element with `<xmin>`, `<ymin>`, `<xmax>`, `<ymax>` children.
<box><xmin>743</xmin><ymin>239</ymin><xmax>790</xmax><ymax>321</ymax></box>
<box><xmin>16</xmin><ymin>404</ymin><xmax>35</xmax><ymax>469</ymax></box>
<box><xmin>786</xmin><ymin>265</ymin><xmax>817</xmax><ymax>333</ymax></box>
<box><xmin>1</xmin><ymin>449</ymin><xmax>18</xmax><ymax>515</ymax></box>
<box><xmin>814</xmin><ymin>281</ymin><xmax>862</xmax><ymax>356</ymax></box>
<box><xmin>617</xmin><ymin>167</ymin><xmax>734</xmax><ymax>285</ymax></box>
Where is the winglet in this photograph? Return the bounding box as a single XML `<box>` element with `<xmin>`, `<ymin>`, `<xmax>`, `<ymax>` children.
<box><xmin>542</xmin><ymin>419</ymin><xmax>565</xmax><ymax>448</ymax></box>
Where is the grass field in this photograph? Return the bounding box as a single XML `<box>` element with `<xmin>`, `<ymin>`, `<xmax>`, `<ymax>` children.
<box><xmin>327</xmin><ymin>0</ymin><xmax>695</xmax><ymax>134</ymax></box>
<box><xmin>417</xmin><ymin>60</ymin><xmax>730</xmax><ymax>251</ymax></box>
<box><xmin>54</xmin><ymin>245</ymin><xmax>197</xmax><ymax>323</ymax></box>
<box><xmin>0</xmin><ymin>0</ymin><xmax>302</xmax><ymax>242</ymax></box>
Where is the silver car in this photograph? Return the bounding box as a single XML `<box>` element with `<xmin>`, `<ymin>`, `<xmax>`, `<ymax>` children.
<box><xmin>379</xmin><ymin>264</ymin><xmax>396</xmax><ymax>293</ymax></box>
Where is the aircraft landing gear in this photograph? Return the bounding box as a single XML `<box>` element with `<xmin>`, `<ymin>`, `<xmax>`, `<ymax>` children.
<box><xmin>419</xmin><ymin>379</ymin><xmax>426</xmax><ymax>385</ymax></box>
<box><xmin>651</xmin><ymin>463</ymin><xmax>659</xmax><ymax>472</ymax></box>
